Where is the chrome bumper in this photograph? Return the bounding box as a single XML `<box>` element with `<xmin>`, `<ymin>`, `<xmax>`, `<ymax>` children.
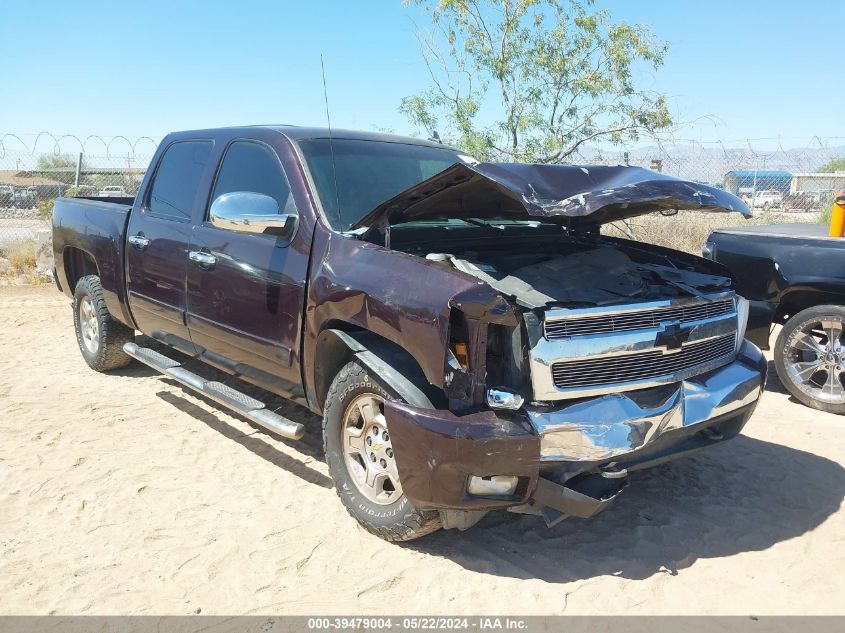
<box><xmin>526</xmin><ymin>340</ymin><xmax>766</xmax><ymax>462</ymax></box>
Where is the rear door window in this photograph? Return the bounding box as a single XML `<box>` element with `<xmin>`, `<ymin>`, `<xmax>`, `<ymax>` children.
<box><xmin>147</xmin><ymin>141</ymin><xmax>213</xmax><ymax>221</ymax></box>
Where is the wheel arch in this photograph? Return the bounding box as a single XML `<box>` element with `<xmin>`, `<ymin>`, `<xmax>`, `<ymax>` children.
<box><xmin>775</xmin><ymin>288</ymin><xmax>845</xmax><ymax>325</ymax></box>
<box><xmin>313</xmin><ymin>325</ymin><xmax>440</xmax><ymax>413</ymax></box>
<box><xmin>62</xmin><ymin>246</ymin><xmax>100</xmax><ymax>293</ymax></box>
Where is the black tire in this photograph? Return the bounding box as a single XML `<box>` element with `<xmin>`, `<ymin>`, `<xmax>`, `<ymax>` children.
<box><xmin>775</xmin><ymin>304</ymin><xmax>845</xmax><ymax>414</ymax></box>
<box><xmin>73</xmin><ymin>275</ymin><xmax>135</xmax><ymax>372</ymax></box>
<box><xmin>322</xmin><ymin>360</ymin><xmax>442</xmax><ymax>541</ymax></box>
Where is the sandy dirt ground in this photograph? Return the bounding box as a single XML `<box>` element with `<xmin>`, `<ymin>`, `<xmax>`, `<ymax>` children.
<box><xmin>1</xmin><ymin>285</ymin><xmax>843</xmax><ymax>615</ymax></box>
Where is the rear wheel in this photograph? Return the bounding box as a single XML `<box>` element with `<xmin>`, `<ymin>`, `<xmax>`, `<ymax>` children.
<box><xmin>73</xmin><ymin>275</ymin><xmax>135</xmax><ymax>372</ymax></box>
<box><xmin>322</xmin><ymin>360</ymin><xmax>441</xmax><ymax>541</ymax></box>
<box><xmin>775</xmin><ymin>305</ymin><xmax>845</xmax><ymax>414</ymax></box>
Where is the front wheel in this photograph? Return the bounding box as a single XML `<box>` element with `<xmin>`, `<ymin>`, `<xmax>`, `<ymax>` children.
<box><xmin>73</xmin><ymin>275</ymin><xmax>135</xmax><ymax>372</ymax></box>
<box><xmin>775</xmin><ymin>305</ymin><xmax>845</xmax><ymax>414</ymax></box>
<box><xmin>322</xmin><ymin>360</ymin><xmax>442</xmax><ymax>541</ymax></box>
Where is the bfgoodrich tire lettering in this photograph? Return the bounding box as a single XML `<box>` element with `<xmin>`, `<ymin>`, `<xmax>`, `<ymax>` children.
<box><xmin>72</xmin><ymin>275</ymin><xmax>135</xmax><ymax>372</ymax></box>
<box><xmin>322</xmin><ymin>360</ymin><xmax>441</xmax><ymax>541</ymax></box>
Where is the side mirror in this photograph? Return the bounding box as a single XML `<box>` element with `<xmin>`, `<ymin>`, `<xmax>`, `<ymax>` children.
<box><xmin>209</xmin><ymin>191</ymin><xmax>297</xmax><ymax>237</ymax></box>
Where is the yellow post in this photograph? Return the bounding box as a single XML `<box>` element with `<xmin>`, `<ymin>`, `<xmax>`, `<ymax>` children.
<box><xmin>830</xmin><ymin>192</ymin><xmax>845</xmax><ymax>237</ymax></box>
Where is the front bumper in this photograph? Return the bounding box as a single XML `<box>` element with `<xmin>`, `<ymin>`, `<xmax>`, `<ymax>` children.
<box><xmin>387</xmin><ymin>340</ymin><xmax>767</xmax><ymax>515</ymax></box>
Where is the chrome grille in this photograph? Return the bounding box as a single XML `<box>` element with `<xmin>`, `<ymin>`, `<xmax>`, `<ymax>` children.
<box><xmin>545</xmin><ymin>298</ymin><xmax>735</xmax><ymax>339</ymax></box>
<box><xmin>551</xmin><ymin>334</ymin><xmax>736</xmax><ymax>389</ymax></box>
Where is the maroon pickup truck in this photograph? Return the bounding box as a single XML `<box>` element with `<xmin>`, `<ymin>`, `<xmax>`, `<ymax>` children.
<box><xmin>52</xmin><ymin>126</ymin><xmax>766</xmax><ymax>540</ymax></box>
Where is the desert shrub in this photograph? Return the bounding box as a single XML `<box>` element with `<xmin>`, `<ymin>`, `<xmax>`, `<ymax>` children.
<box><xmin>37</xmin><ymin>187</ymin><xmax>85</xmax><ymax>221</ymax></box>
<box><xmin>0</xmin><ymin>240</ymin><xmax>37</xmax><ymax>274</ymax></box>
<box><xmin>817</xmin><ymin>191</ymin><xmax>835</xmax><ymax>226</ymax></box>
<box><xmin>37</xmin><ymin>198</ymin><xmax>55</xmax><ymax>221</ymax></box>
<box><xmin>603</xmin><ymin>211</ymin><xmax>818</xmax><ymax>255</ymax></box>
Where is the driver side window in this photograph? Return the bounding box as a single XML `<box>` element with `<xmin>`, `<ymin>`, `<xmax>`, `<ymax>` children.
<box><xmin>209</xmin><ymin>140</ymin><xmax>297</xmax><ymax>218</ymax></box>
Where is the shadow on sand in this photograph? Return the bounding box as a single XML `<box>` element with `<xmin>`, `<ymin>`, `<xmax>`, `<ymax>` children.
<box><xmin>764</xmin><ymin>359</ymin><xmax>789</xmax><ymax>396</ymax></box>
<box><xmin>403</xmin><ymin>435</ymin><xmax>845</xmax><ymax>582</ymax></box>
<box><xmin>134</xmin><ymin>344</ymin><xmax>843</xmax><ymax>583</ymax></box>
<box><xmin>154</xmin><ymin>385</ymin><xmax>330</xmax><ymax>490</ymax></box>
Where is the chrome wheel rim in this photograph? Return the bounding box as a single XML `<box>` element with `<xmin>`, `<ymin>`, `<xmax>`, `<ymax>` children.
<box><xmin>341</xmin><ymin>393</ymin><xmax>402</xmax><ymax>505</ymax></box>
<box><xmin>785</xmin><ymin>317</ymin><xmax>845</xmax><ymax>404</ymax></box>
<box><xmin>78</xmin><ymin>296</ymin><xmax>99</xmax><ymax>355</ymax></box>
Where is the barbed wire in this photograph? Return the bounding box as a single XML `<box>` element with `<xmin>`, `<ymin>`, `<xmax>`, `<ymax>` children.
<box><xmin>0</xmin><ymin>132</ymin><xmax>162</xmax><ymax>159</ymax></box>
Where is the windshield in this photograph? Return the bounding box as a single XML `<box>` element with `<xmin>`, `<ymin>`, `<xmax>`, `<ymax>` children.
<box><xmin>298</xmin><ymin>138</ymin><xmax>461</xmax><ymax>230</ymax></box>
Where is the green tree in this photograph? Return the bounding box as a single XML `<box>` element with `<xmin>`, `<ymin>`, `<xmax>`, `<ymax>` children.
<box><xmin>36</xmin><ymin>154</ymin><xmax>79</xmax><ymax>185</ymax></box>
<box><xmin>818</xmin><ymin>158</ymin><xmax>845</xmax><ymax>173</ymax></box>
<box><xmin>400</xmin><ymin>0</ymin><xmax>673</xmax><ymax>162</ymax></box>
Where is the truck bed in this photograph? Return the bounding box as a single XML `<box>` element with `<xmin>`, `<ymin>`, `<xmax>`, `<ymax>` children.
<box><xmin>75</xmin><ymin>195</ymin><xmax>136</xmax><ymax>207</ymax></box>
<box><xmin>706</xmin><ymin>221</ymin><xmax>845</xmax><ymax>350</ymax></box>
<box><xmin>52</xmin><ymin>196</ymin><xmax>134</xmax><ymax>328</ymax></box>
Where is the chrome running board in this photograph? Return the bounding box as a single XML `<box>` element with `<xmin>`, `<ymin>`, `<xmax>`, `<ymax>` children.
<box><xmin>123</xmin><ymin>342</ymin><xmax>305</xmax><ymax>440</ymax></box>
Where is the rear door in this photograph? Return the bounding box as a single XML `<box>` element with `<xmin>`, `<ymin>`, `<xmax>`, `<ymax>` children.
<box><xmin>185</xmin><ymin>138</ymin><xmax>309</xmax><ymax>399</ymax></box>
<box><xmin>126</xmin><ymin>140</ymin><xmax>213</xmax><ymax>352</ymax></box>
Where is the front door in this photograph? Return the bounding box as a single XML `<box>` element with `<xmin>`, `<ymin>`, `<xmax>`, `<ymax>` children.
<box><xmin>185</xmin><ymin>139</ymin><xmax>308</xmax><ymax>400</ymax></box>
<box><xmin>126</xmin><ymin>140</ymin><xmax>213</xmax><ymax>352</ymax></box>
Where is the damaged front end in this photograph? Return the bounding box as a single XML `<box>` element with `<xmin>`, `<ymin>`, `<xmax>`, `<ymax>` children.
<box><xmin>356</xmin><ymin>161</ymin><xmax>764</xmax><ymax>530</ymax></box>
<box><xmin>388</xmin><ymin>340</ymin><xmax>765</xmax><ymax>531</ymax></box>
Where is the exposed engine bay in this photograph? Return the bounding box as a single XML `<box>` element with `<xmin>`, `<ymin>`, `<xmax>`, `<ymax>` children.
<box><xmin>354</xmin><ymin>158</ymin><xmax>742</xmax><ymax>312</ymax></box>
<box><xmin>380</xmin><ymin>223</ymin><xmax>737</xmax><ymax>404</ymax></box>
<box><xmin>423</xmin><ymin>243</ymin><xmax>731</xmax><ymax>310</ymax></box>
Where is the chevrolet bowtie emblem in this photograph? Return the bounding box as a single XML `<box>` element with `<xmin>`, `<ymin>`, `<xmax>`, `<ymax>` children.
<box><xmin>655</xmin><ymin>322</ymin><xmax>692</xmax><ymax>352</ymax></box>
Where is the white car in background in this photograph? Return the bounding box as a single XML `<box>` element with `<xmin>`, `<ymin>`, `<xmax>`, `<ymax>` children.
<box><xmin>99</xmin><ymin>186</ymin><xmax>128</xmax><ymax>197</ymax></box>
<box><xmin>751</xmin><ymin>189</ymin><xmax>783</xmax><ymax>210</ymax></box>
<box><xmin>0</xmin><ymin>185</ymin><xmax>14</xmax><ymax>207</ymax></box>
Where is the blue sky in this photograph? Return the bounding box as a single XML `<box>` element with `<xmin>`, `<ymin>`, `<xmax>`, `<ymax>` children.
<box><xmin>0</xmin><ymin>0</ymin><xmax>842</xmax><ymax>150</ymax></box>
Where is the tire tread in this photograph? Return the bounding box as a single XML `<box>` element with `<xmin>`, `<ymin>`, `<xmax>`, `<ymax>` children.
<box><xmin>322</xmin><ymin>361</ymin><xmax>442</xmax><ymax>542</ymax></box>
<box><xmin>73</xmin><ymin>275</ymin><xmax>134</xmax><ymax>372</ymax></box>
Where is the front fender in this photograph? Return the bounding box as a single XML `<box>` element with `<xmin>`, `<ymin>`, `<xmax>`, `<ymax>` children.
<box><xmin>313</xmin><ymin>329</ymin><xmax>435</xmax><ymax>412</ymax></box>
<box><xmin>304</xmin><ymin>226</ymin><xmax>515</xmax><ymax>410</ymax></box>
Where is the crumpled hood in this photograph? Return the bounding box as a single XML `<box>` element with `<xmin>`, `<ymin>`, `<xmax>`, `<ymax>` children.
<box><xmin>353</xmin><ymin>161</ymin><xmax>750</xmax><ymax>230</ymax></box>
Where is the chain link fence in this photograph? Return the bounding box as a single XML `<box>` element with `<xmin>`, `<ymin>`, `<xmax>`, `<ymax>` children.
<box><xmin>0</xmin><ymin>134</ymin><xmax>154</xmax><ymax>279</ymax></box>
<box><xmin>570</xmin><ymin>136</ymin><xmax>845</xmax><ymax>218</ymax></box>
<box><xmin>0</xmin><ymin>136</ymin><xmax>154</xmax><ymax>246</ymax></box>
<box><xmin>573</xmin><ymin>137</ymin><xmax>845</xmax><ymax>252</ymax></box>
<box><xmin>0</xmin><ymin>132</ymin><xmax>843</xmax><ymax>266</ymax></box>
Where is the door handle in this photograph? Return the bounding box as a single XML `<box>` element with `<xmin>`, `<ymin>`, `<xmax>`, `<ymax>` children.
<box><xmin>188</xmin><ymin>251</ymin><xmax>217</xmax><ymax>269</ymax></box>
<box><xmin>128</xmin><ymin>235</ymin><xmax>150</xmax><ymax>250</ymax></box>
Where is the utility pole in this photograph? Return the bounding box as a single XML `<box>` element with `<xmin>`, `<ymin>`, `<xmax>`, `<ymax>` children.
<box><xmin>74</xmin><ymin>152</ymin><xmax>83</xmax><ymax>187</ymax></box>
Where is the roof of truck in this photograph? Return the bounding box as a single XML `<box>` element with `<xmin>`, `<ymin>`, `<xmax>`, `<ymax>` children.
<box><xmin>268</xmin><ymin>125</ymin><xmax>450</xmax><ymax>148</ymax></box>
<box><xmin>168</xmin><ymin>125</ymin><xmax>452</xmax><ymax>149</ymax></box>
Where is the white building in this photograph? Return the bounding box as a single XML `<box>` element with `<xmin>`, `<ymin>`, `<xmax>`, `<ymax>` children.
<box><xmin>790</xmin><ymin>172</ymin><xmax>845</xmax><ymax>193</ymax></box>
